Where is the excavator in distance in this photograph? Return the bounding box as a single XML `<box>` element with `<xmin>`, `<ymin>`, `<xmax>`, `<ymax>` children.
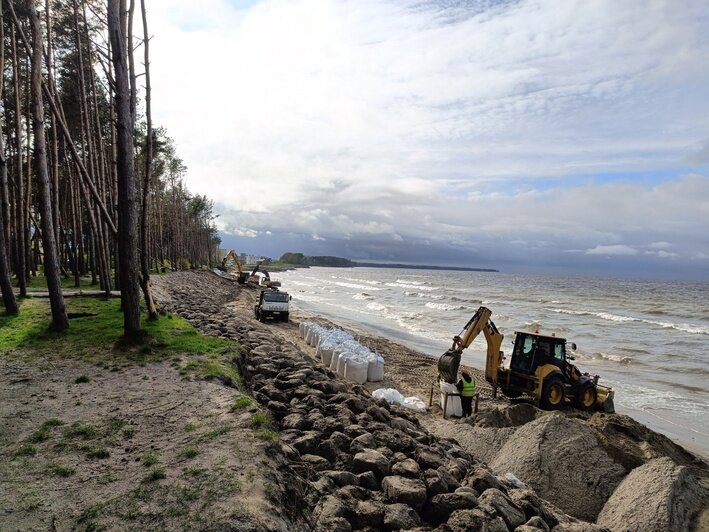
<box><xmin>219</xmin><ymin>250</ymin><xmax>249</xmax><ymax>284</ymax></box>
<box><xmin>438</xmin><ymin>306</ymin><xmax>615</xmax><ymax>412</ymax></box>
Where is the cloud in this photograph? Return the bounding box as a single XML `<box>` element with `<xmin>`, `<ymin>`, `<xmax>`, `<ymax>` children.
<box><xmin>644</xmin><ymin>250</ymin><xmax>678</xmax><ymax>258</ymax></box>
<box><xmin>687</xmin><ymin>138</ymin><xmax>709</xmax><ymax>164</ymax></box>
<box><xmin>145</xmin><ymin>0</ymin><xmax>709</xmax><ymax>279</ymax></box>
<box><xmin>586</xmin><ymin>245</ymin><xmax>638</xmax><ymax>256</ymax></box>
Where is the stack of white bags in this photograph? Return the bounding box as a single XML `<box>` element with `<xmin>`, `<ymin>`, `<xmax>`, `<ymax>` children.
<box><xmin>299</xmin><ymin>322</ymin><xmax>385</xmax><ymax>385</ymax></box>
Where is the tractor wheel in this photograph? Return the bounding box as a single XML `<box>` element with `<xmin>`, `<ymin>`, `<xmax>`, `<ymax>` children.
<box><xmin>573</xmin><ymin>383</ymin><xmax>598</xmax><ymax>411</ymax></box>
<box><xmin>257</xmin><ymin>310</ymin><xmax>265</xmax><ymax>323</ymax></box>
<box><xmin>541</xmin><ymin>377</ymin><xmax>565</xmax><ymax>410</ymax></box>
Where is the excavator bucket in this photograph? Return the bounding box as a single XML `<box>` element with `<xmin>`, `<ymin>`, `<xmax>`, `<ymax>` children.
<box><xmin>597</xmin><ymin>386</ymin><xmax>615</xmax><ymax>413</ymax></box>
<box><xmin>438</xmin><ymin>349</ymin><xmax>461</xmax><ymax>384</ymax></box>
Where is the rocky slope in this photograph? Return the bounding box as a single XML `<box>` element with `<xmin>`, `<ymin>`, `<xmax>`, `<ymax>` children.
<box><xmin>152</xmin><ymin>271</ymin><xmax>708</xmax><ymax>531</ymax></box>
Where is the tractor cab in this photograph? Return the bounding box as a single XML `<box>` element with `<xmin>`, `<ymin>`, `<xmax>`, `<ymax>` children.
<box><xmin>510</xmin><ymin>331</ymin><xmax>574</xmax><ymax>375</ymax></box>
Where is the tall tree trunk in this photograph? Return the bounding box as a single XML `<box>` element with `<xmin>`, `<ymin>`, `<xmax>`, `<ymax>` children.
<box><xmin>10</xmin><ymin>24</ymin><xmax>27</xmax><ymax>296</ymax></box>
<box><xmin>139</xmin><ymin>0</ymin><xmax>157</xmax><ymax>320</ymax></box>
<box><xmin>0</xmin><ymin>101</ymin><xmax>19</xmax><ymax>314</ymax></box>
<box><xmin>108</xmin><ymin>0</ymin><xmax>141</xmax><ymax>339</ymax></box>
<box><xmin>26</xmin><ymin>0</ymin><xmax>68</xmax><ymax>332</ymax></box>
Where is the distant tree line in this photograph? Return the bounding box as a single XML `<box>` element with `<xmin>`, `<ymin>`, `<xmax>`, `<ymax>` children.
<box><xmin>279</xmin><ymin>252</ymin><xmax>354</xmax><ymax>268</ymax></box>
<box><xmin>0</xmin><ymin>0</ymin><xmax>220</xmax><ymax>338</ymax></box>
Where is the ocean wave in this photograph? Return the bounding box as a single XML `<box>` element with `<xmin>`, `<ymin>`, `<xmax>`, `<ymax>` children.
<box><xmin>551</xmin><ymin>308</ymin><xmax>709</xmax><ymax>335</ymax></box>
<box><xmin>450</xmin><ymin>296</ymin><xmax>481</xmax><ymax>304</ymax></box>
<box><xmin>386</xmin><ymin>282</ymin><xmax>437</xmax><ymax>291</ymax></box>
<box><xmin>331</xmin><ymin>275</ymin><xmax>382</xmax><ymax>285</ymax></box>
<box><xmin>425</xmin><ymin>302</ymin><xmax>467</xmax><ymax>311</ymax></box>
<box><xmin>352</xmin><ymin>293</ymin><xmax>374</xmax><ymax>300</ymax></box>
<box><xmin>398</xmin><ymin>312</ymin><xmax>425</xmax><ymax>321</ymax></box>
<box><xmin>403</xmin><ymin>291</ymin><xmax>445</xmax><ymax>300</ymax></box>
<box><xmin>366</xmin><ymin>302</ymin><xmax>388</xmax><ymax>313</ymax></box>
<box><xmin>333</xmin><ymin>281</ymin><xmax>382</xmax><ymax>291</ymax></box>
<box><xmin>590</xmin><ymin>352</ymin><xmax>633</xmax><ymax>365</ymax></box>
<box><xmin>396</xmin><ymin>279</ymin><xmax>427</xmax><ymax>285</ymax></box>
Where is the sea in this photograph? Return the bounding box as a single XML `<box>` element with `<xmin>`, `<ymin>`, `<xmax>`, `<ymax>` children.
<box><xmin>277</xmin><ymin>267</ymin><xmax>709</xmax><ymax>459</ymax></box>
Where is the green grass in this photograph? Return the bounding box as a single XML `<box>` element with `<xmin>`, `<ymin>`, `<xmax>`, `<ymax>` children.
<box><xmin>15</xmin><ymin>444</ymin><xmax>38</xmax><ymax>457</ymax></box>
<box><xmin>84</xmin><ymin>446</ymin><xmax>110</xmax><ymax>459</ymax></box>
<box><xmin>231</xmin><ymin>397</ymin><xmax>252</xmax><ymax>410</ymax></box>
<box><xmin>24</xmin><ymin>274</ymin><xmax>95</xmax><ymax>292</ymax></box>
<box><xmin>179</xmin><ymin>446</ymin><xmax>199</xmax><ymax>459</ymax></box>
<box><xmin>200</xmin><ymin>424</ymin><xmax>232</xmax><ymax>442</ymax></box>
<box><xmin>64</xmin><ymin>422</ymin><xmax>98</xmax><ymax>440</ymax></box>
<box><xmin>249</xmin><ymin>412</ymin><xmax>271</xmax><ymax>429</ymax></box>
<box><xmin>0</xmin><ymin>298</ymin><xmax>242</xmax><ymax>385</ymax></box>
<box><xmin>28</xmin><ymin>428</ymin><xmax>51</xmax><ymax>443</ymax></box>
<box><xmin>142</xmin><ymin>467</ymin><xmax>166</xmax><ymax>482</ymax></box>
<box><xmin>249</xmin><ymin>413</ymin><xmax>279</xmax><ymax>443</ymax></box>
<box><xmin>42</xmin><ymin>418</ymin><xmax>65</xmax><ymax>428</ymax></box>
<box><xmin>47</xmin><ymin>462</ymin><xmax>76</xmax><ymax>477</ymax></box>
<box><xmin>75</xmin><ymin>374</ymin><xmax>91</xmax><ymax>383</ymax></box>
<box><xmin>142</xmin><ymin>451</ymin><xmax>160</xmax><ymax>467</ymax></box>
<box><xmin>256</xmin><ymin>429</ymin><xmax>279</xmax><ymax>443</ymax></box>
<box><xmin>184</xmin><ymin>422</ymin><xmax>198</xmax><ymax>432</ymax></box>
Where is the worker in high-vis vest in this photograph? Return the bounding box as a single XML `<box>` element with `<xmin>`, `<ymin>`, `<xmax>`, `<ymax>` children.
<box><xmin>456</xmin><ymin>370</ymin><xmax>477</xmax><ymax>417</ymax></box>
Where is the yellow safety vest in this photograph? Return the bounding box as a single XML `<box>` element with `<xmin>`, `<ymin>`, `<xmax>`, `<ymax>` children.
<box><xmin>461</xmin><ymin>378</ymin><xmax>476</xmax><ymax>397</ymax></box>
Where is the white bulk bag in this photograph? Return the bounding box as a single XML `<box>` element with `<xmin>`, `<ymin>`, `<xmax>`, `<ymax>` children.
<box><xmin>344</xmin><ymin>357</ymin><xmax>368</xmax><ymax>385</ymax></box>
<box><xmin>337</xmin><ymin>351</ymin><xmax>354</xmax><ymax>377</ymax></box>
<box><xmin>439</xmin><ymin>381</ymin><xmax>462</xmax><ymax>417</ymax></box>
<box><xmin>305</xmin><ymin>327</ymin><xmax>315</xmax><ymax>345</ymax></box>
<box><xmin>367</xmin><ymin>353</ymin><xmax>385</xmax><ymax>382</ymax></box>
<box><xmin>298</xmin><ymin>322</ymin><xmax>306</xmax><ymax>338</ymax></box>
<box><xmin>320</xmin><ymin>345</ymin><xmax>334</xmax><ymax>367</ymax></box>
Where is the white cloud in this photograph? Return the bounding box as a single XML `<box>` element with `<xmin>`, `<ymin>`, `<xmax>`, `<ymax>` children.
<box><xmin>143</xmin><ymin>0</ymin><xmax>709</xmax><ymax>277</ymax></box>
<box><xmin>586</xmin><ymin>245</ymin><xmax>638</xmax><ymax>256</ymax></box>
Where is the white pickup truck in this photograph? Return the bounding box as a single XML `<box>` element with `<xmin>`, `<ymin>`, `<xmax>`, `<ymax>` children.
<box><xmin>254</xmin><ymin>290</ymin><xmax>291</xmax><ymax>322</ymax></box>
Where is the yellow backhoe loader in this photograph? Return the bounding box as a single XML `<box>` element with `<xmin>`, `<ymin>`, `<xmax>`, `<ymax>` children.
<box><xmin>437</xmin><ymin>306</ymin><xmax>614</xmax><ymax>412</ymax></box>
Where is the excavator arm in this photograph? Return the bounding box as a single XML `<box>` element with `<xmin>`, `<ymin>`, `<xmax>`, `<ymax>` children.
<box><xmin>438</xmin><ymin>306</ymin><xmax>505</xmax><ymax>385</ymax></box>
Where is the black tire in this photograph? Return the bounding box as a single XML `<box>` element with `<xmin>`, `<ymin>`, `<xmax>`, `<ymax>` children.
<box><xmin>257</xmin><ymin>310</ymin><xmax>265</xmax><ymax>322</ymax></box>
<box><xmin>540</xmin><ymin>377</ymin><xmax>565</xmax><ymax>410</ymax></box>
<box><xmin>254</xmin><ymin>306</ymin><xmax>259</xmax><ymax>319</ymax></box>
<box><xmin>573</xmin><ymin>382</ymin><xmax>598</xmax><ymax>411</ymax></box>
<box><xmin>282</xmin><ymin>313</ymin><xmax>289</xmax><ymax>323</ymax></box>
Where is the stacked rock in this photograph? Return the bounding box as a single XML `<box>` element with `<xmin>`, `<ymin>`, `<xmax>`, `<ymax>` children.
<box><xmin>236</xmin><ymin>340</ymin><xmax>600</xmax><ymax>531</ymax></box>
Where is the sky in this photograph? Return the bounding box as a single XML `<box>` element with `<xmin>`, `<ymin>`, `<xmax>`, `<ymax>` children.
<box><xmin>147</xmin><ymin>0</ymin><xmax>709</xmax><ymax>280</ymax></box>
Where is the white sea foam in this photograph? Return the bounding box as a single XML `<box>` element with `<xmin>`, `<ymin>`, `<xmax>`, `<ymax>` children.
<box><xmin>386</xmin><ymin>282</ymin><xmax>436</xmax><ymax>291</ymax></box>
<box><xmin>352</xmin><ymin>293</ymin><xmax>374</xmax><ymax>300</ymax></box>
<box><xmin>591</xmin><ymin>352</ymin><xmax>633</xmax><ymax>364</ymax></box>
<box><xmin>551</xmin><ymin>308</ymin><xmax>709</xmax><ymax>335</ymax></box>
<box><xmin>425</xmin><ymin>302</ymin><xmax>466</xmax><ymax>311</ymax></box>
<box><xmin>333</xmin><ymin>281</ymin><xmax>382</xmax><ymax>291</ymax></box>
<box><xmin>366</xmin><ymin>302</ymin><xmax>388</xmax><ymax>313</ymax></box>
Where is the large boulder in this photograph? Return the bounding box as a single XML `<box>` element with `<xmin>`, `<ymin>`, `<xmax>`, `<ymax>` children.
<box><xmin>382</xmin><ymin>475</ymin><xmax>428</xmax><ymax>511</ymax></box>
<box><xmin>353</xmin><ymin>449</ymin><xmax>391</xmax><ymax>479</ymax></box>
<box><xmin>383</xmin><ymin>503</ymin><xmax>423</xmax><ymax>530</ymax></box>
<box><xmin>478</xmin><ymin>488</ymin><xmax>526</xmax><ymax>530</ymax></box>
<box><xmin>490</xmin><ymin>414</ymin><xmax>625</xmax><ymax>521</ymax></box>
<box><xmin>596</xmin><ymin>457</ymin><xmax>704</xmax><ymax>532</ymax></box>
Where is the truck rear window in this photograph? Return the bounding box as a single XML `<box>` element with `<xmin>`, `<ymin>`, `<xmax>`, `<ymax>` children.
<box><xmin>264</xmin><ymin>293</ymin><xmax>288</xmax><ymax>302</ymax></box>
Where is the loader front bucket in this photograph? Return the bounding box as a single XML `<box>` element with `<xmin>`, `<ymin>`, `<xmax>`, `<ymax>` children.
<box><xmin>596</xmin><ymin>386</ymin><xmax>615</xmax><ymax>414</ymax></box>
